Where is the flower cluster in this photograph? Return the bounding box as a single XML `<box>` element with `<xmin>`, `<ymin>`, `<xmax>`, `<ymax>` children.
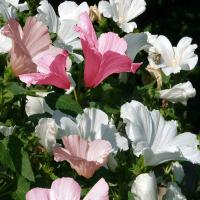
<box><xmin>0</xmin><ymin>0</ymin><xmax>199</xmax><ymax>199</ymax></box>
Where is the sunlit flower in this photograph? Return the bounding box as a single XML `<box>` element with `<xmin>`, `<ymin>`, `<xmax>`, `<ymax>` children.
<box><xmin>26</xmin><ymin>177</ymin><xmax>109</xmax><ymax>200</ymax></box>
<box><xmin>159</xmin><ymin>81</ymin><xmax>196</xmax><ymax>105</ymax></box>
<box><xmin>0</xmin><ymin>0</ymin><xmax>28</xmax><ymax>20</ymax></box>
<box><xmin>25</xmin><ymin>92</ymin><xmax>53</xmax><ymax>117</ymax></box>
<box><xmin>98</xmin><ymin>0</ymin><xmax>146</xmax><ymax>33</ymax></box>
<box><xmin>121</xmin><ymin>100</ymin><xmax>200</xmax><ymax>166</ymax></box>
<box><xmin>146</xmin><ymin>33</ymin><xmax>198</xmax><ymax>76</ymax></box>
<box><xmin>53</xmin><ymin>135</ymin><xmax>112</xmax><ymax>178</ymax></box>
<box><xmin>76</xmin><ymin>12</ymin><xmax>141</xmax><ymax>88</ymax></box>
<box><xmin>53</xmin><ymin>108</ymin><xmax>128</xmax><ymax>153</ymax></box>
<box><xmin>131</xmin><ymin>172</ymin><xmax>157</xmax><ymax>200</ymax></box>
<box><xmin>172</xmin><ymin>162</ymin><xmax>185</xmax><ymax>184</ymax></box>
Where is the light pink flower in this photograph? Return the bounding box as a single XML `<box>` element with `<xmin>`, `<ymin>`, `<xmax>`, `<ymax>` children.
<box><xmin>76</xmin><ymin>12</ymin><xmax>141</xmax><ymax>88</ymax></box>
<box><xmin>26</xmin><ymin>177</ymin><xmax>109</xmax><ymax>200</ymax></box>
<box><xmin>53</xmin><ymin>135</ymin><xmax>112</xmax><ymax>178</ymax></box>
<box><xmin>3</xmin><ymin>16</ymin><xmax>51</xmax><ymax>76</ymax></box>
<box><xmin>19</xmin><ymin>49</ymin><xmax>71</xmax><ymax>89</ymax></box>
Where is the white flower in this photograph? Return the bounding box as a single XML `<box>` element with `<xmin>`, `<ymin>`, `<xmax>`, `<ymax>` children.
<box><xmin>37</xmin><ymin>0</ymin><xmax>88</xmax><ymax>63</ymax></box>
<box><xmin>172</xmin><ymin>162</ymin><xmax>184</xmax><ymax>184</ymax></box>
<box><xmin>0</xmin><ymin>27</ymin><xmax>12</xmax><ymax>54</ymax></box>
<box><xmin>35</xmin><ymin>118</ymin><xmax>58</xmax><ymax>152</ymax></box>
<box><xmin>147</xmin><ymin>33</ymin><xmax>198</xmax><ymax>76</ymax></box>
<box><xmin>98</xmin><ymin>0</ymin><xmax>146</xmax><ymax>33</ymax></box>
<box><xmin>37</xmin><ymin>0</ymin><xmax>59</xmax><ymax>33</ymax></box>
<box><xmin>159</xmin><ymin>81</ymin><xmax>196</xmax><ymax>105</ymax></box>
<box><xmin>131</xmin><ymin>172</ymin><xmax>157</xmax><ymax>200</ymax></box>
<box><xmin>0</xmin><ymin>0</ymin><xmax>28</xmax><ymax>20</ymax></box>
<box><xmin>25</xmin><ymin>92</ymin><xmax>53</xmax><ymax>117</ymax></box>
<box><xmin>164</xmin><ymin>182</ymin><xmax>186</xmax><ymax>200</ymax></box>
<box><xmin>121</xmin><ymin>100</ymin><xmax>200</xmax><ymax>166</ymax></box>
<box><xmin>0</xmin><ymin>125</ymin><xmax>15</xmax><ymax>136</ymax></box>
<box><xmin>53</xmin><ymin>108</ymin><xmax>128</xmax><ymax>153</ymax></box>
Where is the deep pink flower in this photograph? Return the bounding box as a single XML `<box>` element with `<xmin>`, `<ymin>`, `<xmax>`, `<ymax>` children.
<box><xmin>76</xmin><ymin>12</ymin><xmax>141</xmax><ymax>88</ymax></box>
<box><xmin>26</xmin><ymin>177</ymin><xmax>109</xmax><ymax>200</ymax></box>
<box><xmin>3</xmin><ymin>17</ymin><xmax>71</xmax><ymax>89</ymax></box>
<box><xmin>53</xmin><ymin>135</ymin><xmax>112</xmax><ymax>178</ymax></box>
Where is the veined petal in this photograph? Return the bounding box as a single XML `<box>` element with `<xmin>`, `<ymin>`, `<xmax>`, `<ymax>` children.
<box><xmin>0</xmin><ymin>27</ymin><xmax>12</xmax><ymax>54</ymax></box>
<box><xmin>98</xmin><ymin>1</ymin><xmax>113</xmax><ymax>18</ymax></box>
<box><xmin>84</xmin><ymin>178</ymin><xmax>109</xmax><ymax>200</ymax></box>
<box><xmin>119</xmin><ymin>21</ymin><xmax>137</xmax><ymax>33</ymax></box>
<box><xmin>98</xmin><ymin>32</ymin><xmax>127</xmax><ymax>55</ymax></box>
<box><xmin>26</xmin><ymin>188</ymin><xmax>50</xmax><ymax>200</ymax></box>
<box><xmin>51</xmin><ymin>177</ymin><xmax>81</xmax><ymax>200</ymax></box>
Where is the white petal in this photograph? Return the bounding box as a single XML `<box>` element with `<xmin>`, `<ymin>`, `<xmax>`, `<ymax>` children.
<box><xmin>124</xmin><ymin>32</ymin><xmax>148</xmax><ymax>60</ymax></box>
<box><xmin>131</xmin><ymin>172</ymin><xmax>157</xmax><ymax>200</ymax></box>
<box><xmin>52</xmin><ymin>110</ymin><xmax>80</xmax><ymax>138</ymax></box>
<box><xmin>172</xmin><ymin>162</ymin><xmax>185</xmax><ymax>184</ymax></box>
<box><xmin>164</xmin><ymin>182</ymin><xmax>186</xmax><ymax>200</ymax></box>
<box><xmin>58</xmin><ymin>1</ymin><xmax>89</xmax><ymax>21</ymax></box>
<box><xmin>35</xmin><ymin>118</ymin><xmax>57</xmax><ymax>152</ymax></box>
<box><xmin>98</xmin><ymin>1</ymin><xmax>113</xmax><ymax>18</ymax></box>
<box><xmin>37</xmin><ymin>0</ymin><xmax>59</xmax><ymax>33</ymax></box>
<box><xmin>0</xmin><ymin>0</ymin><xmax>12</xmax><ymax>20</ymax></box>
<box><xmin>0</xmin><ymin>27</ymin><xmax>12</xmax><ymax>54</ymax></box>
<box><xmin>119</xmin><ymin>21</ymin><xmax>137</xmax><ymax>33</ymax></box>
<box><xmin>0</xmin><ymin>125</ymin><xmax>15</xmax><ymax>136</ymax></box>
<box><xmin>159</xmin><ymin>81</ymin><xmax>196</xmax><ymax>105</ymax></box>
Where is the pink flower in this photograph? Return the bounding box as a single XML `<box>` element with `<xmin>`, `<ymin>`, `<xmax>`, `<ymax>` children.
<box><xmin>3</xmin><ymin>16</ymin><xmax>51</xmax><ymax>76</ymax></box>
<box><xmin>53</xmin><ymin>135</ymin><xmax>112</xmax><ymax>178</ymax></box>
<box><xmin>26</xmin><ymin>177</ymin><xmax>109</xmax><ymax>200</ymax></box>
<box><xmin>76</xmin><ymin>12</ymin><xmax>141</xmax><ymax>88</ymax></box>
<box><xmin>19</xmin><ymin>49</ymin><xmax>71</xmax><ymax>89</ymax></box>
<box><xmin>3</xmin><ymin>17</ymin><xmax>71</xmax><ymax>89</ymax></box>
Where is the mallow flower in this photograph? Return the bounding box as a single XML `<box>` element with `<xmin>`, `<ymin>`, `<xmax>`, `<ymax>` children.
<box><xmin>146</xmin><ymin>33</ymin><xmax>198</xmax><ymax>76</ymax></box>
<box><xmin>0</xmin><ymin>0</ymin><xmax>28</xmax><ymax>20</ymax></box>
<box><xmin>26</xmin><ymin>177</ymin><xmax>109</xmax><ymax>200</ymax></box>
<box><xmin>131</xmin><ymin>172</ymin><xmax>157</xmax><ymax>200</ymax></box>
<box><xmin>37</xmin><ymin>0</ymin><xmax>89</xmax><ymax>63</ymax></box>
<box><xmin>121</xmin><ymin>100</ymin><xmax>200</xmax><ymax>166</ymax></box>
<box><xmin>76</xmin><ymin>12</ymin><xmax>141</xmax><ymax>88</ymax></box>
<box><xmin>53</xmin><ymin>108</ymin><xmax>129</xmax><ymax>153</ymax></box>
<box><xmin>159</xmin><ymin>81</ymin><xmax>196</xmax><ymax>105</ymax></box>
<box><xmin>98</xmin><ymin>0</ymin><xmax>146</xmax><ymax>33</ymax></box>
<box><xmin>53</xmin><ymin>135</ymin><xmax>112</xmax><ymax>178</ymax></box>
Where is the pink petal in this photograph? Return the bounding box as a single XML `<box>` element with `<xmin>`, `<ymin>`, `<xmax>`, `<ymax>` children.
<box><xmin>22</xmin><ymin>17</ymin><xmax>51</xmax><ymax>58</ymax></box>
<box><xmin>19</xmin><ymin>53</ymin><xmax>71</xmax><ymax>89</ymax></box>
<box><xmin>84</xmin><ymin>178</ymin><xmax>109</xmax><ymax>200</ymax></box>
<box><xmin>76</xmin><ymin>12</ymin><xmax>98</xmax><ymax>49</ymax></box>
<box><xmin>92</xmin><ymin>51</ymin><xmax>142</xmax><ymax>88</ymax></box>
<box><xmin>51</xmin><ymin>177</ymin><xmax>81</xmax><ymax>200</ymax></box>
<box><xmin>26</xmin><ymin>188</ymin><xmax>50</xmax><ymax>200</ymax></box>
<box><xmin>98</xmin><ymin>32</ymin><xmax>127</xmax><ymax>55</ymax></box>
<box><xmin>53</xmin><ymin>135</ymin><xmax>112</xmax><ymax>178</ymax></box>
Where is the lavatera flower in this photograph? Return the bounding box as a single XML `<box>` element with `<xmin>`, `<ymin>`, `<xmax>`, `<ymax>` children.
<box><xmin>146</xmin><ymin>33</ymin><xmax>198</xmax><ymax>76</ymax></box>
<box><xmin>52</xmin><ymin>108</ymin><xmax>128</xmax><ymax>177</ymax></box>
<box><xmin>26</xmin><ymin>177</ymin><xmax>109</xmax><ymax>200</ymax></box>
<box><xmin>98</xmin><ymin>0</ymin><xmax>146</xmax><ymax>33</ymax></box>
<box><xmin>121</xmin><ymin>100</ymin><xmax>200</xmax><ymax>166</ymax></box>
<box><xmin>159</xmin><ymin>81</ymin><xmax>196</xmax><ymax>105</ymax></box>
<box><xmin>76</xmin><ymin>12</ymin><xmax>141</xmax><ymax>88</ymax></box>
<box><xmin>3</xmin><ymin>17</ymin><xmax>71</xmax><ymax>90</ymax></box>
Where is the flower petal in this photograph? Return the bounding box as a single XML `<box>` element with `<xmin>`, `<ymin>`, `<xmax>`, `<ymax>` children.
<box><xmin>26</xmin><ymin>188</ymin><xmax>50</xmax><ymax>200</ymax></box>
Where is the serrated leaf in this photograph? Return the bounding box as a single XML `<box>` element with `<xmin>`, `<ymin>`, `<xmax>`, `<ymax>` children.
<box><xmin>124</xmin><ymin>33</ymin><xmax>148</xmax><ymax>61</ymax></box>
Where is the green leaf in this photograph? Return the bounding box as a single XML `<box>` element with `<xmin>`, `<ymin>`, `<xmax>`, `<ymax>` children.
<box><xmin>6</xmin><ymin>82</ymin><xmax>28</xmax><ymax>96</ymax></box>
<box><xmin>12</xmin><ymin>176</ymin><xmax>30</xmax><ymax>200</ymax></box>
<box><xmin>45</xmin><ymin>93</ymin><xmax>83</xmax><ymax>116</ymax></box>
